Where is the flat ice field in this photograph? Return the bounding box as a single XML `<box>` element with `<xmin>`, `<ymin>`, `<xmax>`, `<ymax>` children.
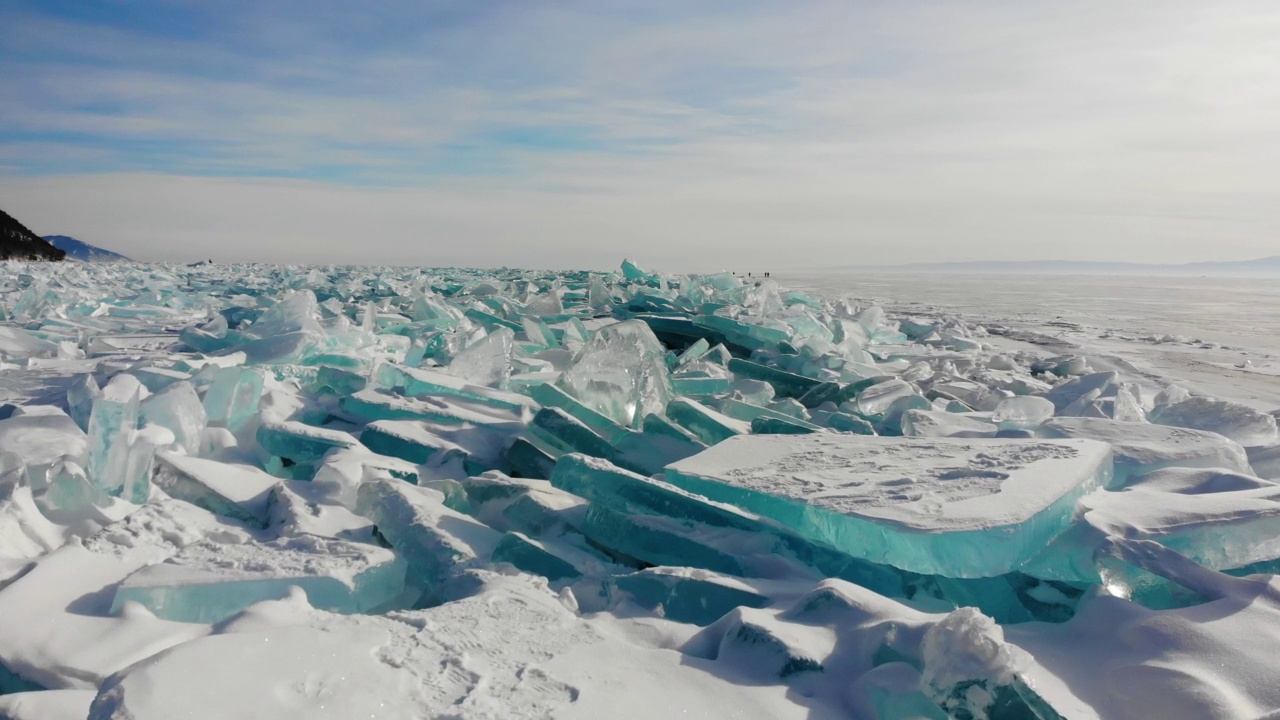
<box><xmin>1</xmin><ymin>259</ymin><xmax>1279</xmax><ymax>720</ymax></box>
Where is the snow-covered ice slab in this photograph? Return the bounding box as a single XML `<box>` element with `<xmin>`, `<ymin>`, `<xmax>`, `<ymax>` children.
<box><xmin>111</xmin><ymin>536</ymin><xmax>406</xmax><ymax>623</ymax></box>
<box><xmin>665</xmin><ymin>434</ymin><xmax>1113</xmax><ymax>577</ymax></box>
<box><xmin>1039</xmin><ymin>417</ymin><xmax>1252</xmax><ymax>482</ymax></box>
<box><xmin>151</xmin><ymin>452</ymin><xmax>277</xmax><ymax>527</ymax></box>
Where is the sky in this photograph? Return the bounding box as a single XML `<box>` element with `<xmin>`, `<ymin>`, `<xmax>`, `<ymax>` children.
<box><xmin>1</xmin><ymin>0</ymin><xmax>1278</xmax><ymax>270</ymax></box>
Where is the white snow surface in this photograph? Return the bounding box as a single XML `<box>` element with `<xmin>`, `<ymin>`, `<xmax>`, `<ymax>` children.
<box><xmin>667</xmin><ymin>434</ymin><xmax>1111</xmax><ymax>532</ymax></box>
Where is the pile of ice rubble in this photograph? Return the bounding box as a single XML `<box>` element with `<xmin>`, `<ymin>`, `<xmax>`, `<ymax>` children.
<box><xmin>1</xmin><ymin>258</ymin><xmax>1279</xmax><ymax>720</ymax></box>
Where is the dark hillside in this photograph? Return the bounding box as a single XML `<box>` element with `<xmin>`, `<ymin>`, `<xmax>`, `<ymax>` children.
<box><xmin>0</xmin><ymin>208</ymin><xmax>65</xmax><ymax>261</ymax></box>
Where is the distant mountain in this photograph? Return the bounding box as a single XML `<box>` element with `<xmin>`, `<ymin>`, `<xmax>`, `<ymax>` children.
<box><xmin>0</xmin><ymin>208</ymin><xmax>65</xmax><ymax>261</ymax></box>
<box><xmin>43</xmin><ymin>235</ymin><xmax>131</xmax><ymax>262</ymax></box>
<box><xmin>830</xmin><ymin>256</ymin><xmax>1280</xmax><ymax>277</ymax></box>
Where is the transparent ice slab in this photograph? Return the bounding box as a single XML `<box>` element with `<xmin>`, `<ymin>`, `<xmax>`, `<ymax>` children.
<box><xmin>110</xmin><ymin>536</ymin><xmax>406</xmax><ymax>623</ymax></box>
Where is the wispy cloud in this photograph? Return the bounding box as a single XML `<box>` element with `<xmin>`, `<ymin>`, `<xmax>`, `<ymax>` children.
<box><xmin>2</xmin><ymin>1</ymin><xmax>1279</xmax><ymax>265</ymax></box>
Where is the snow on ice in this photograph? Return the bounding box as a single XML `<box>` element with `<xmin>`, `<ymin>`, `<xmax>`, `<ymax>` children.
<box><xmin>0</xmin><ymin>257</ymin><xmax>1278</xmax><ymax>718</ymax></box>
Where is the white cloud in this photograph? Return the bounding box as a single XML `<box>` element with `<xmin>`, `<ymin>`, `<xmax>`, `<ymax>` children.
<box><xmin>2</xmin><ymin>1</ymin><xmax>1279</xmax><ymax>266</ymax></box>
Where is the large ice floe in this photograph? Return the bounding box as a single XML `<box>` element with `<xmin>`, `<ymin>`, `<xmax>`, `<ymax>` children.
<box><xmin>0</xmin><ymin>258</ymin><xmax>1278</xmax><ymax>719</ymax></box>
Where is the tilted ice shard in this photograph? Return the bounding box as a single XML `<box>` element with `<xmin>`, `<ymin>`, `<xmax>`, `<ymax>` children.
<box><xmin>446</xmin><ymin>326</ymin><xmax>514</xmax><ymax>388</ymax></box>
<box><xmin>140</xmin><ymin>381</ymin><xmax>207</xmax><ymax>455</ymax></box>
<box><xmin>66</xmin><ymin>374</ymin><xmax>101</xmax><ymax>433</ymax></box>
<box><xmin>1112</xmin><ymin>385</ymin><xmax>1146</xmax><ymax>423</ymax></box>
<box><xmin>556</xmin><ymin>319</ymin><xmax>674</xmax><ymax>428</ymax></box>
<box><xmin>990</xmin><ymin>396</ymin><xmax>1054</xmax><ymax>432</ymax></box>
<box><xmin>122</xmin><ymin>424</ymin><xmax>174</xmax><ymax>503</ymax></box>
<box><xmin>666</xmin><ymin>434</ymin><xmax>1113</xmax><ymax>577</ymax></box>
<box><xmin>1025</xmin><ymin>480</ymin><xmax>1280</xmax><ymax>587</ymax></box>
<box><xmin>41</xmin><ymin>459</ymin><xmax>98</xmax><ymax>513</ymax></box>
<box><xmin>202</xmin><ymin>366</ymin><xmax>264</xmax><ymax>435</ymax></box>
<box><xmin>1039</xmin><ymin>371</ymin><xmax>1117</xmax><ymax>413</ymax></box>
<box><xmin>86</xmin><ymin>374</ymin><xmax>142</xmax><ymax>497</ymax></box>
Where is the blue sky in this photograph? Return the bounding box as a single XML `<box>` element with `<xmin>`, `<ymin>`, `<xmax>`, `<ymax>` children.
<box><xmin>2</xmin><ymin>1</ymin><xmax>1278</xmax><ymax>267</ymax></box>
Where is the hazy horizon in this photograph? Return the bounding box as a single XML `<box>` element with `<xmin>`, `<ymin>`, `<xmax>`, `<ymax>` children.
<box><xmin>3</xmin><ymin>1</ymin><xmax>1278</xmax><ymax>268</ymax></box>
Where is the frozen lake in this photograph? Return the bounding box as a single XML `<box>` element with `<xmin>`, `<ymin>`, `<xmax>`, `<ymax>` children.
<box><xmin>777</xmin><ymin>272</ymin><xmax>1280</xmax><ymax>411</ymax></box>
<box><xmin>777</xmin><ymin>273</ymin><xmax>1280</xmax><ymax>354</ymax></box>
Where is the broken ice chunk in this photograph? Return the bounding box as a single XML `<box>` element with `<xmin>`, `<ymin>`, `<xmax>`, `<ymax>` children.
<box><xmin>1153</xmin><ymin>384</ymin><xmax>1192</xmax><ymax>407</ymax></box>
<box><xmin>447</xmin><ymin>326</ymin><xmax>514</xmax><ymax>388</ymax></box>
<box><xmin>1112</xmin><ymin>385</ymin><xmax>1146</xmax><ymax>423</ymax></box>
<box><xmin>901</xmin><ymin>410</ymin><xmax>997</xmax><ymax>439</ymax></box>
<box><xmin>990</xmin><ymin>396</ymin><xmax>1054</xmax><ymax>432</ymax></box>
<box><xmin>556</xmin><ymin>319</ymin><xmax>674</xmax><ymax>428</ymax></box>
<box><xmin>614</xmin><ymin>567</ymin><xmax>769</xmax><ymax>626</ymax></box>
<box><xmin>579</xmin><ymin>504</ymin><xmax>745</xmax><ymax>575</ymax></box>
<box><xmin>1039</xmin><ymin>371</ymin><xmax>1117</xmax><ymax>413</ymax></box>
<box><xmin>852</xmin><ymin>379</ymin><xmax>918</xmax><ymax>417</ymax></box>
<box><xmin>0</xmin><ymin>326</ymin><xmax>59</xmax><ymax>359</ymax></box>
<box><xmin>462</xmin><ymin>471</ymin><xmax>586</xmax><ymax>539</ymax></box>
<box><xmin>491</xmin><ymin>532</ymin><xmax>584</xmax><ymax>582</ymax></box>
<box><xmin>1081</xmin><ymin>484</ymin><xmax>1280</xmax><ymax>584</ymax></box>
<box><xmin>340</xmin><ymin>388</ymin><xmax>523</xmax><ymax>427</ymax></box>
<box><xmin>40</xmin><ymin>459</ymin><xmax>98</xmax><ymax>514</ymax></box>
<box><xmin>110</xmin><ymin>536</ymin><xmax>406</xmax><ymax>623</ymax></box>
<box><xmin>355</xmin><ymin>479</ymin><xmax>500</xmax><ymax>603</ymax></box>
<box><xmin>1149</xmin><ymin>395</ymin><xmax>1278</xmax><ymax>448</ymax></box>
<box><xmin>920</xmin><ymin>607</ymin><xmax>1030</xmax><ymax>720</ymax></box>
<box><xmin>521</xmin><ymin>317</ymin><xmax>559</xmax><ymax>349</ymax></box>
<box><xmin>151</xmin><ymin>453</ymin><xmax>277</xmax><ymax>528</ymax></box>
<box><xmin>363</xmin><ymin>419</ymin><xmax>467</xmax><ymax>467</ymax></box>
<box><xmin>665</xmin><ymin>434</ymin><xmax>1113</xmax><ymax>577</ymax></box>
<box><xmin>726</xmin><ymin>357</ymin><xmax>821</xmax><ymax>399</ymax></box>
<box><xmin>1039</xmin><ymin>417</ymin><xmax>1250</xmax><ymax>482</ymax></box>
<box><xmin>66</xmin><ymin>374</ymin><xmax>101</xmax><ymax>433</ymax></box>
<box><xmin>121</xmin><ymin>424</ymin><xmax>174</xmax><ymax>503</ymax></box>
<box><xmin>372</xmin><ymin>363</ymin><xmax>533</xmax><ymax>414</ymax></box>
<box><xmin>140</xmin><ymin>382</ymin><xmax>207</xmax><ymax>455</ymax></box>
<box><xmin>666</xmin><ymin>398</ymin><xmax>750</xmax><ymax>445</ymax></box>
<box><xmin>128</xmin><ymin>366</ymin><xmax>191</xmax><ymax>394</ymax></box>
<box><xmin>202</xmin><ymin>367</ymin><xmax>264</xmax><ymax>435</ymax></box>
<box><xmin>0</xmin><ymin>408</ymin><xmax>87</xmax><ymax>489</ymax></box>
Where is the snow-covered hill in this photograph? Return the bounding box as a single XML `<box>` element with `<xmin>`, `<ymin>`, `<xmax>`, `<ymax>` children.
<box><xmin>43</xmin><ymin>235</ymin><xmax>130</xmax><ymax>262</ymax></box>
